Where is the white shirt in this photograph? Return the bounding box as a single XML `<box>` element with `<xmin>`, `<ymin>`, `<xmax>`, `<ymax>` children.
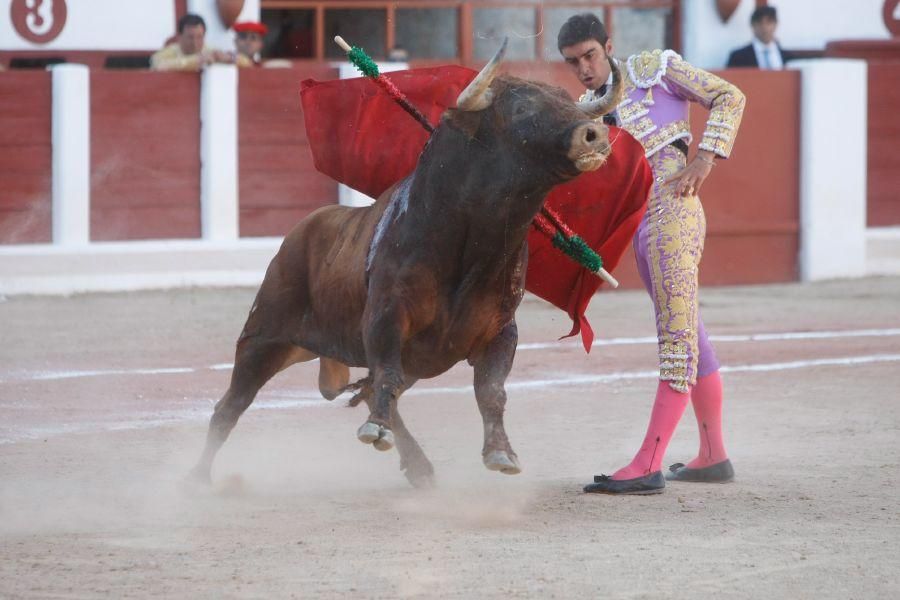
<box><xmin>752</xmin><ymin>38</ymin><xmax>783</xmax><ymax>70</ymax></box>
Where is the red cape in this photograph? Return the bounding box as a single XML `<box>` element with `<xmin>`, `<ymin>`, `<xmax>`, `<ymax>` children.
<box><xmin>300</xmin><ymin>66</ymin><xmax>651</xmax><ymax>351</ymax></box>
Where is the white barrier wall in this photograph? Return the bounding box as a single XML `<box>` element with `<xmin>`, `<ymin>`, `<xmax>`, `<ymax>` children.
<box><xmin>792</xmin><ymin>59</ymin><xmax>868</xmax><ymax>281</ymax></box>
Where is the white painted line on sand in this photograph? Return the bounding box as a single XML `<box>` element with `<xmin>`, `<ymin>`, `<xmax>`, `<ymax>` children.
<box><xmin>403</xmin><ymin>353</ymin><xmax>900</xmax><ymax>396</ymax></box>
<box><xmin>1</xmin><ymin>327</ymin><xmax>899</xmax><ymax>384</ymax></box>
<box><xmin>25</xmin><ymin>367</ymin><xmax>196</xmax><ymax>381</ymax></box>
<box><xmin>3</xmin><ymin>353</ymin><xmax>899</xmax><ymax>444</ymax></box>
<box><xmin>517</xmin><ymin>327</ymin><xmax>900</xmax><ymax>351</ymax></box>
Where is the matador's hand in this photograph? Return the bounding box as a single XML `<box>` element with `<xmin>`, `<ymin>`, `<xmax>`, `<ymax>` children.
<box><xmin>665</xmin><ymin>151</ymin><xmax>716</xmax><ymax>197</ymax></box>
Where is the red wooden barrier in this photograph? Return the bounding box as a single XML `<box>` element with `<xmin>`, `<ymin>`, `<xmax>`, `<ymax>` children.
<box><xmin>237</xmin><ymin>65</ymin><xmax>339</xmax><ymax>236</ymax></box>
<box><xmin>867</xmin><ymin>62</ymin><xmax>900</xmax><ymax>227</ymax></box>
<box><xmin>90</xmin><ymin>71</ymin><xmax>201</xmax><ymax>240</ymax></box>
<box><xmin>0</xmin><ymin>62</ymin><xmax>803</xmax><ymax>291</ymax></box>
<box><xmin>0</xmin><ymin>71</ymin><xmax>52</xmax><ymax>245</ymax></box>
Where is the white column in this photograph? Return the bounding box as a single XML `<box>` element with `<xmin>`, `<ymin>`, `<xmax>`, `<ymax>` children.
<box><xmin>791</xmin><ymin>59</ymin><xmax>868</xmax><ymax>281</ymax></box>
<box><xmin>51</xmin><ymin>64</ymin><xmax>91</xmax><ymax>246</ymax></box>
<box><xmin>200</xmin><ymin>64</ymin><xmax>239</xmax><ymax>241</ymax></box>
<box><xmin>337</xmin><ymin>61</ymin><xmax>408</xmax><ymax>207</ymax></box>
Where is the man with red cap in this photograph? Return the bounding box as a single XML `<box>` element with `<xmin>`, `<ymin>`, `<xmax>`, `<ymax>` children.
<box><xmin>231</xmin><ymin>21</ymin><xmax>268</xmax><ymax>67</ymax></box>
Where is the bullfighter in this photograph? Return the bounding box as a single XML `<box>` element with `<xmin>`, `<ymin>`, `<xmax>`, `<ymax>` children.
<box><xmin>558</xmin><ymin>13</ymin><xmax>746</xmax><ymax>495</ymax></box>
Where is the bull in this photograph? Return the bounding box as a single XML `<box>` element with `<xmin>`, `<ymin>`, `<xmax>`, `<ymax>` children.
<box><xmin>190</xmin><ymin>40</ymin><xmax>623</xmax><ymax>487</ymax></box>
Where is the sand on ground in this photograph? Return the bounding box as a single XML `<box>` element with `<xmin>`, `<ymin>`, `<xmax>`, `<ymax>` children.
<box><xmin>1</xmin><ymin>277</ymin><xmax>899</xmax><ymax>598</ymax></box>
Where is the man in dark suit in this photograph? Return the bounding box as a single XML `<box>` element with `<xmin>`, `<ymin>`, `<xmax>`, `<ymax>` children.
<box><xmin>727</xmin><ymin>6</ymin><xmax>788</xmax><ymax>69</ymax></box>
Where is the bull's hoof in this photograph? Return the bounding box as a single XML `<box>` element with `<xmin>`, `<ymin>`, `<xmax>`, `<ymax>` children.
<box><xmin>406</xmin><ymin>471</ymin><xmax>436</xmax><ymax>489</ymax></box>
<box><xmin>186</xmin><ymin>465</ymin><xmax>212</xmax><ymax>486</ymax></box>
<box><xmin>357</xmin><ymin>422</ymin><xmax>381</xmax><ymax>443</ymax></box>
<box><xmin>357</xmin><ymin>422</ymin><xmax>395</xmax><ymax>451</ymax></box>
<box><xmin>401</xmin><ymin>458</ymin><xmax>436</xmax><ymax>489</ymax></box>
<box><xmin>373</xmin><ymin>429</ymin><xmax>395</xmax><ymax>451</ymax></box>
<box><xmin>484</xmin><ymin>450</ymin><xmax>521</xmax><ymax>475</ymax></box>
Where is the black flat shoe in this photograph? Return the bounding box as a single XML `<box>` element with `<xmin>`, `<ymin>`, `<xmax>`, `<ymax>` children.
<box><xmin>666</xmin><ymin>459</ymin><xmax>735</xmax><ymax>483</ymax></box>
<box><xmin>583</xmin><ymin>471</ymin><xmax>665</xmax><ymax>495</ymax></box>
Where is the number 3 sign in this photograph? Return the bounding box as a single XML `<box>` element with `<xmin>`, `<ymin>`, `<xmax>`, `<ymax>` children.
<box><xmin>886</xmin><ymin>0</ymin><xmax>900</xmax><ymax>37</ymax></box>
<box><xmin>10</xmin><ymin>0</ymin><xmax>68</xmax><ymax>44</ymax></box>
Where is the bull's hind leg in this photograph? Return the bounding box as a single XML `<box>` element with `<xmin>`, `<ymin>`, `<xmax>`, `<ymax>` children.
<box><xmin>472</xmin><ymin>321</ymin><xmax>521</xmax><ymax>475</ymax></box>
<box><xmin>189</xmin><ymin>340</ymin><xmax>314</xmax><ymax>483</ymax></box>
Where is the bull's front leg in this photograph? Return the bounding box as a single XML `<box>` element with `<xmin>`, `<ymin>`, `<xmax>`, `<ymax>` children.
<box><xmin>472</xmin><ymin>320</ymin><xmax>521</xmax><ymax>475</ymax></box>
<box><xmin>357</xmin><ymin>302</ymin><xmax>411</xmax><ymax>452</ymax></box>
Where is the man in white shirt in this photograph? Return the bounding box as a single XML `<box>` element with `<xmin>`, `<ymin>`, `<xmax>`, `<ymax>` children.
<box><xmin>726</xmin><ymin>6</ymin><xmax>788</xmax><ymax>69</ymax></box>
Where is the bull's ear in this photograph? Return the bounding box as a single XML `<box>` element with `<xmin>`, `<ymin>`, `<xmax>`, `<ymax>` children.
<box><xmin>443</xmin><ymin>108</ymin><xmax>484</xmax><ymax>139</ymax></box>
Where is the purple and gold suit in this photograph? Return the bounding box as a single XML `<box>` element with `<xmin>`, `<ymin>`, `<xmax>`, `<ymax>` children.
<box><xmin>582</xmin><ymin>50</ymin><xmax>745</xmax><ymax>391</ymax></box>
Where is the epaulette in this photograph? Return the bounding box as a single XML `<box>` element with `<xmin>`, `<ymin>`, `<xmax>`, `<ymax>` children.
<box><xmin>626</xmin><ymin>49</ymin><xmax>681</xmax><ymax>89</ymax></box>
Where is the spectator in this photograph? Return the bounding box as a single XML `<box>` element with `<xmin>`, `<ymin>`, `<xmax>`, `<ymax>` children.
<box><xmin>231</xmin><ymin>21</ymin><xmax>268</xmax><ymax>67</ymax></box>
<box><xmin>726</xmin><ymin>6</ymin><xmax>789</xmax><ymax>69</ymax></box>
<box><xmin>151</xmin><ymin>13</ymin><xmax>231</xmax><ymax>71</ymax></box>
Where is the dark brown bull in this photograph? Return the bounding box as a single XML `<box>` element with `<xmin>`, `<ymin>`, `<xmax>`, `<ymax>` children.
<box><xmin>191</xmin><ymin>40</ymin><xmax>622</xmax><ymax>487</ymax></box>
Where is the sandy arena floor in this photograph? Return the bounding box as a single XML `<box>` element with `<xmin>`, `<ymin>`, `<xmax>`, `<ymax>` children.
<box><xmin>1</xmin><ymin>277</ymin><xmax>899</xmax><ymax>598</ymax></box>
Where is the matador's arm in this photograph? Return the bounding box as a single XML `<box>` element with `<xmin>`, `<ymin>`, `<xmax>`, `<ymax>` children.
<box><xmin>662</xmin><ymin>54</ymin><xmax>746</xmax><ymax>158</ymax></box>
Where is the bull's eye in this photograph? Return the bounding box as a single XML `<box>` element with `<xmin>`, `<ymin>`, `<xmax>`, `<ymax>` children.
<box><xmin>514</xmin><ymin>104</ymin><xmax>527</xmax><ymax>116</ymax></box>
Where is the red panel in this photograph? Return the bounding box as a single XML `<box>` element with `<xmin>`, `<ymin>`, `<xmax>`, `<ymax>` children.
<box><xmin>0</xmin><ymin>174</ymin><xmax>53</xmax><ymax>211</ymax></box>
<box><xmin>0</xmin><ymin>206</ymin><xmax>52</xmax><ymax>244</ymax></box>
<box><xmin>0</xmin><ymin>71</ymin><xmax>51</xmax><ymax>244</ymax></box>
<box><xmin>867</xmin><ymin>63</ymin><xmax>900</xmax><ymax>226</ymax></box>
<box><xmin>238</xmin><ymin>66</ymin><xmax>339</xmax><ymax>237</ymax></box>
<box><xmin>688</xmin><ymin>69</ymin><xmax>801</xmax><ymax>285</ymax></box>
<box><xmin>90</xmin><ymin>71</ymin><xmax>201</xmax><ymax>240</ymax></box>
<box><xmin>89</xmin><ymin>207</ymin><xmax>201</xmax><ymax>240</ymax></box>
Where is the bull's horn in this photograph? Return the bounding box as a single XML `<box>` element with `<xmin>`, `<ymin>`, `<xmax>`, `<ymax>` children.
<box><xmin>456</xmin><ymin>37</ymin><xmax>508</xmax><ymax>112</ymax></box>
<box><xmin>576</xmin><ymin>57</ymin><xmax>624</xmax><ymax>118</ymax></box>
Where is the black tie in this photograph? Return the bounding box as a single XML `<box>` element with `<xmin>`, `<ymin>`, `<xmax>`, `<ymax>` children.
<box><xmin>594</xmin><ymin>85</ymin><xmax>617</xmax><ymax>126</ymax></box>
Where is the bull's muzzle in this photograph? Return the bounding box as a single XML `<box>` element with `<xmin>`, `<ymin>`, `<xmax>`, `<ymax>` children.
<box><xmin>567</xmin><ymin>122</ymin><xmax>610</xmax><ymax>172</ymax></box>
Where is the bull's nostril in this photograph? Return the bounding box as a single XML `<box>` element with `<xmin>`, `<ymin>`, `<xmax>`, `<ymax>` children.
<box><xmin>585</xmin><ymin>128</ymin><xmax>597</xmax><ymax>143</ymax></box>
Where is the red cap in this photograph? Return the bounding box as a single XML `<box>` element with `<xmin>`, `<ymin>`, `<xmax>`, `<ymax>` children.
<box><xmin>233</xmin><ymin>21</ymin><xmax>268</xmax><ymax>36</ymax></box>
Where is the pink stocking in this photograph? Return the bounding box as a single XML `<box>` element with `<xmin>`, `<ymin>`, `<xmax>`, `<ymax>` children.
<box><xmin>612</xmin><ymin>381</ymin><xmax>690</xmax><ymax>480</ymax></box>
<box><xmin>686</xmin><ymin>371</ymin><xmax>728</xmax><ymax>468</ymax></box>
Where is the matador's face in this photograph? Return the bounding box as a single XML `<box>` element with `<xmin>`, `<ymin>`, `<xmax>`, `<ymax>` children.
<box><xmin>561</xmin><ymin>38</ymin><xmax>615</xmax><ymax>92</ymax></box>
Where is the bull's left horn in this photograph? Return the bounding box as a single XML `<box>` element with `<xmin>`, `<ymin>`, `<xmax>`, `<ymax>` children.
<box><xmin>576</xmin><ymin>57</ymin><xmax>624</xmax><ymax>118</ymax></box>
<box><xmin>456</xmin><ymin>37</ymin><xmax>508</xmax><ymax>112</ymax></box>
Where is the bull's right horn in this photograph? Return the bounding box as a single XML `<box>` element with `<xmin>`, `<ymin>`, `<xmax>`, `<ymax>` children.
<box><xmin>456</xmin><ymin>37</ymin><xmax>508</xmax><ymax>112</ymax></box>
<box><xmin>576</xmin><ymin>56</ymin><xmax>624</xmax><ymax>118</ymax></box>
